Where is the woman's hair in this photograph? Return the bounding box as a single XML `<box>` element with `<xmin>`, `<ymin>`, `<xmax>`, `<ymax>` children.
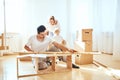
<box><xmin>37</xmin><ymin>25</ymin><xmax>46</xmax><ymax>34</ymax></box>
<box><xmin>49</xmin><ymin>16</ymin><xmax>58</xmax><ymax>25</ymax></box>
<box><xmin>50</xmin><ymin>16</ymin><xmax>55</xmax><ymax>20</ymax></box>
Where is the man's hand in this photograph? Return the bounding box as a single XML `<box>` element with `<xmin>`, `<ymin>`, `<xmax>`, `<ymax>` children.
<box><xmin>68</xmin><ymin>49</ymin><xmax>78</xmax><ymax>53</ymax></box>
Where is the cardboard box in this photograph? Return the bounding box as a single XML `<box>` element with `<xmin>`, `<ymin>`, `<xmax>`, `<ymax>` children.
<box><xmin>82</xmin><ymin>29</ymin><xmax>93</xmax><ymax>42</ymax></box>
<box><xmin>85</xmin><ymin>41</ymin><xmax>92</xmax><ymax>52</ymax></box>
<box><xmin>75</xmin><ymin>54</ymin><xmax>93</xmax><ymax>65</ymax></box>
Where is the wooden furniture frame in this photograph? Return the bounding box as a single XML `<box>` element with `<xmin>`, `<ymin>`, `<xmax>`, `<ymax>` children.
<box><xmin>0</xmin><ymin>34</ymin><xmax>4</xmax><ymax>46</ymax></box>
<box><xmin>17</xmin><ymin>52</ymin><xmax>72</xmax><ymax>78</ymax></box>
<box><xmin>75</xmin><ymin>29</ymin><xmax>93</xmax><ymax>65</ymax></box>
<box><xmin>0</xmin><ymin>33</ymin><xmax>9</xmax><ymax>50</ymax></box>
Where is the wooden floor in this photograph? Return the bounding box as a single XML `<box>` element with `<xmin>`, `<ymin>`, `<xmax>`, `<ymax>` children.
<box><xmin>0</xmin><ymin>54</ymin><xmax>119</xmax><ymax>80</ymax></box>
<box><xmin>94</xmin><ymin>53</ymin><xmax>120</xmax><ymax>80</ymax></box>
<box><xmin>94</xmin><ymin>54</ymin><xmax>120</xmax><ymax>69</ymax></box>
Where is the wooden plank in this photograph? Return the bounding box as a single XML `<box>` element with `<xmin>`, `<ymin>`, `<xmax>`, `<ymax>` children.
<box><xmin>18</xmin><ymin>51</ymin><xmax>67</xmax><ymax>61</ymax></box>
<box><xmin>66</xmin><ymin>55</ymin><xmax>72</xmax><ymax>70</ymax></box>
<box><xmin>74</xmin><ymin>51</ymin><xmax>101</xmax><ymax>55</ymax></box>
<box><xmin>0</xmin><ymin>36</ymin><xmax>2</xmax><ymax>39</ymax></box>
<box><xmin>0</xmin><ymin>46</ymin><xmax>9</xmax><ymax>50</ymax></box>
<box><xmin>19</xmin><ymin>51</ymin><xmax>71</xmax><ymax>54</ymax></box>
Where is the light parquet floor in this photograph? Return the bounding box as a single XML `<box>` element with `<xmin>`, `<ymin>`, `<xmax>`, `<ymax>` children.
<box><xmin>0</xmin><ymin>55</ymin><xmax>118</xmax><ymax>80</ymax></box>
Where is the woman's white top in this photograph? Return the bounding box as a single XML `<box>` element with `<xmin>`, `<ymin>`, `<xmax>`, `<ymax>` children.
<box><xmin>47</xmin><ymin>23</ymin><xmax>61</xmax><ymax>38</ymax></box>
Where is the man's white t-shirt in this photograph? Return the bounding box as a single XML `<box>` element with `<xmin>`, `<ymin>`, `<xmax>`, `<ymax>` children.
<box><xmin>26</xmin><ymin>35</ymin><xmax>52</xmax><ymax>52</ymax></box>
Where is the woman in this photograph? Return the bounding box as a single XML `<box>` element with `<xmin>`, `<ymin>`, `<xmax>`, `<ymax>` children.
<box><xmin>46</xmin><ymin>16</ymin><xmax>61</xmax><ymax>38</ymax></box>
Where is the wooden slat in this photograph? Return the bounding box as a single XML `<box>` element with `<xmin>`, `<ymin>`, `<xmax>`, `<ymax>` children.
<box><xmin>0</xmin><ymin>33</ymin><xmax>4</xmax><ymax>46</ymax></box>
<box><xmin>0</xmin><ymin>36</ymin><xmax>2</xmax><ymax>39</ymax></box>
<box><xmin>0</xmin><ymin>46</ymin><xmax>9</xmax><ymax>50</ymax></box>
<box><xmin>18</xmin><ymin>51</ymin><xmax>72</xmax><ymax>61</ymax></box>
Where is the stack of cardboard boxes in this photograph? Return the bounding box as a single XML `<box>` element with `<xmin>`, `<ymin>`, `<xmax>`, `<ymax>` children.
<box><xmin>82</xmin><ymin>29</ymin><xmax>93</xmax><ymax>52</ymax></box>
<box><xmin>75</xmin><ymin>29</ymin><xmax>93</xmax><ymax>65</ymax></box>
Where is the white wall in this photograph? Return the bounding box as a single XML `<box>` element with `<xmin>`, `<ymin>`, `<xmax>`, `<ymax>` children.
<box><xmin>0</xmin><ymin>0</ymin><xmax>4</xmax><ymax>34</ymax></box>
<box><xmin>5</xmin><ymin>0</ymin><xmax>68</xmax><ymax>36</ymax></box>
<box><xmin>69</xmin><ymin>0</ymin><xmax>94</xmax><ymax>48</ymax></box>
<box><xmin>92</xmin><ymin>0</ymin><xmax>116</xmax><ymax>53</ymax></box>
<box><xmin>113</xmin><ymin>0</ymin><xmax>120</xmax><ymax>60</ymax></box>
<box><xmin>69</xmin><ymin>0</ymin><xmax>117</xmax><ymax>54</ymax></box>
<box><xmin>1</xmin><ymin>0</ymin><xmax>68</xmax><ymax>51</ymax></box>
<box><xmin>1</xmin><ymin>0</ymin><xmax>120</xmax><ymax>56</ymax></box>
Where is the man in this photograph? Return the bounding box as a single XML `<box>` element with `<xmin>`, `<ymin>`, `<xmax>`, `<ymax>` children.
<box><xmin>24</xmin><ymin>25</ymin><xmax>79</xmax><ymax>69</ymax></box>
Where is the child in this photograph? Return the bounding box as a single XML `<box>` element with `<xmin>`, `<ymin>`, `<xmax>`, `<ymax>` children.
<box><xmin>48</xmin><ymin>28</ymin><xmax>66</xmax><ymax>51</ymax></box>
